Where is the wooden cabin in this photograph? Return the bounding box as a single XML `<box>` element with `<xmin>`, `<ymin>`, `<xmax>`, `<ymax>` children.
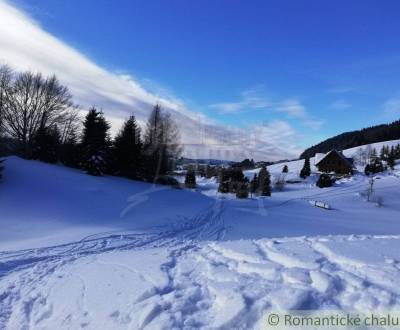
<box><xmin>315</xmin><ymin>149</ymin><xmax>353</xmax><ymax>174</ymax></box>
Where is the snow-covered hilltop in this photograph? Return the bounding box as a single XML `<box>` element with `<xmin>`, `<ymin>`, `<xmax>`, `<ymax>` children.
<box><xmin>1</xmin><ymin>138</ymin><xmax>400</xmax><ymax>329</ymax></box>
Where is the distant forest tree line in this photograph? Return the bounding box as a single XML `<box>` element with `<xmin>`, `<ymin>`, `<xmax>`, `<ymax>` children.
<box><xmin>0</xmin><ymin>64</ymin><xmax>182</xmax><ymax>183</ymax></box>
<box><xmin>300</xmin><ymin>120</ymin><xmax>400</xmax><ymax>159</ymax></box>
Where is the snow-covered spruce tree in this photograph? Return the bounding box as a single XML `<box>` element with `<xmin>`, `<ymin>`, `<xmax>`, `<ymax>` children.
<box><xmin>300</xmin><ymin>157</ymin><xmax>311</xmax><ymax>179</ymax></box>
<box><xmin>236</xmin><ymin>180</ymin><xmax>249</xmax><ymax>198</ymax></box>
<box><xmin>218</xmin><ymin>168</ymin><xmax>230</xmax><ymax>193</ymax></box>
<box><xmin>364</xmin><ymin>164</ymin><xmax>371</xmax><ymax>176</ymax></box>
<box><xmin>205</xmin><ymin>165</ymin><xmax>216</xmax><ymax>178</ymax></box>
<box><xmin>395</xmin><ymin>144</ymin><xmax>400</xmax><ymax>159</ymax></box>
<box><xmin>143</xmin><ymin>104</ymin><xmax>182</xmax><ymax>181</ymax></box>
<box><xmin>32</xmin><ymin>125</ymin><xmax>61</xmax><ymax>163</ymax></box>
<box><xmin>81</xmin><ymin>108</ymin><xmax>110</xmax><ymax>176</ymax></box>
<box><xmin>112</xmin><ymin>115</ymin><xmax>142</xmax><ymax>179</ymax></box>
<box><xmin>250</xmin><ymin>173</ymin><xmax>258</xmax><ymax>198</ymax></box>
<box><xmin>228</xmin><ymin>168</ymin><xmax>245</xmax><ymax>193</ymax></box>
<box><xmin>379</xmin><ymin>146</ymin><xmax>384</xmax><ymax>160</ymax></box>
<box><xmin>184</xmin><ymin>169</ymin><xmax>196</xmax><ymax>188</ymax></box>
<box><xmin>369</xmin><ymin>148</ymin><xmax>378</xmax><ymax>164</ymax></box>
<box><xmin>365</xmin><ymin>159</ymin><xmax>384</xmax><ymax>175</ymax></box>
<box><xmin>258</xmin><ymin>166</ymin><xmax>271</xmax><ymax>196</ymax></box>
<box><xmin>282</xmin><ymin>164</ymin><xmax>288</xmax><ymax>173</ymax></box>
<box><xmin>387</xmin><ymin>146</ymin><xmax>396</xmax><ymax>170</ymax></box>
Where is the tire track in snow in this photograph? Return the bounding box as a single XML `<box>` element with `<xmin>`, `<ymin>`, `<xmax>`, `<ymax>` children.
<box><xmin>0</xmin><ymin>202</ymin><xmax>227</xmax><ymax>329</ymax></box>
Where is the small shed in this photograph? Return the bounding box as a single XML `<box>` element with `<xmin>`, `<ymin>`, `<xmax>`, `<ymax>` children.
<box><xmin>315</xmin><ymin>150</ymin><xmax>353</xmax><ymax>174</ymax></box>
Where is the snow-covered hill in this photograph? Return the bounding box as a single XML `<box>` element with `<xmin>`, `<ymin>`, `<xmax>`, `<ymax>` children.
<box><xmin>1</xmin><ymin>151</ymin><xmax>400</xmax><ymax>329</ymax></box>
<box><xmin>245</xmin><ymin>138</ymin><xmax>400</xmax><ymax>177</ymax></box>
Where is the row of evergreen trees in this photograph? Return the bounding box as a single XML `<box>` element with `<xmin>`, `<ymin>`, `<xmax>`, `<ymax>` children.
<box><xmin>215</xmin><ymin>166</ymin><xmax>272</xmax><ymax>198</ymax></box>
<box><xmin>30</xmin><ymin>104</ymin><xmax>182</xmax><ymax>182</ymax></box>
<box><xmin>361</xmin><ymin>144</ymin><xmax>399</xmax><ymax>175</ymax></box>
<box><xmin>378</xmin><ymin>144</ymin><xmax>400</xmax><ymax>169</ymax></box>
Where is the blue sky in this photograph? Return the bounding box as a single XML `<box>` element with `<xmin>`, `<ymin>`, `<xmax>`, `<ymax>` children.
<box><xmin>2</xmin><ymin>0</ymin><xmax>400</xmax><ymax>160</ymax></box>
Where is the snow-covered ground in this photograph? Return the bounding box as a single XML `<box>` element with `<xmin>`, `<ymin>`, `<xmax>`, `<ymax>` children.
<box><xmin>2</xmin><ymin>235</ymin><xmax>400</xmax><ymax>329</ymax></box>
<box><xmin>1</xmin><ymin>142</ymin><xmax>400</xmax><ymax>329</ymax></box>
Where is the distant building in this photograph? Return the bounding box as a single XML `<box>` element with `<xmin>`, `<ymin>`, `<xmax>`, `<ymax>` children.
<box><xmin>315</xmin><ymin>150</ymin><xmax>353</xmax><ymax>174</ymax></box>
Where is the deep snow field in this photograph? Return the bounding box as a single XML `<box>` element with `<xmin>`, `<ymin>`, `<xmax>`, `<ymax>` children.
<box><xmin>1</xmin><ymin>140</ymin><xmax>400</xmax><ymax>329</ymax></box>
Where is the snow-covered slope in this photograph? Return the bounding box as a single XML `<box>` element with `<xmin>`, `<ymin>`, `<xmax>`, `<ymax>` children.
<box><xmin>2</xmin><ymin>156</ymin><xmax>400</xmax><ymax>249</ymax></box>
<box><xmin>0</xmin><ymin>157</ymin><xmax>213</xmax><ymax>250</ymax></box>
<box><xmin>1</xmin><ymin>153</ymin><xmax>400</xmax><ymax>329</ymax></box>
<box><xmin>260</xmin><ymin>138</ymin><xmax>400</xmax><ymax>176</ymax></box>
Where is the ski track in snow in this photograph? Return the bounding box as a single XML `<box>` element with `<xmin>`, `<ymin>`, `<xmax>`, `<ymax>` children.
<box><xmin>2</xmin><ymin>198</ymin><xmax>400</xmax><ymax>329</ymax></box>
<box><xmin>0</xmin><ymin>200</ymin><xmax>228</xmax><ymax>329</ymax></box>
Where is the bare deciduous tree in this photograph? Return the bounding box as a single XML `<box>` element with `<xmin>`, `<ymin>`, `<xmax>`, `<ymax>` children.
<box><xmin>0</xmin><ymin>65</ymin><xmax>13</xmax><ymax>136</ymax></box>
<box><xmin>143</xmin><ymin>104</ymin><xmax>182</xmax><ymax>178</ymax></box>
<box><xmin>0</xmin><ymin>66</ymin><xmax>75</xmax><ymax>157</ymax></box>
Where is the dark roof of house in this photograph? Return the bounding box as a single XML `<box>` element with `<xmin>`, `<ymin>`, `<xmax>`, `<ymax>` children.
<box><xmin>315</xmin><ymin>149</ymin><xmax>353</xmax><ymax>167</ymax></box>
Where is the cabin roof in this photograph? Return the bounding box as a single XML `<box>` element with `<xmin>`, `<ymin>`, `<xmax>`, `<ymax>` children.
<box><xmin>315</xmin><ymin>149</ymin><xmax>353</xmax><ymax>167</ymax></box>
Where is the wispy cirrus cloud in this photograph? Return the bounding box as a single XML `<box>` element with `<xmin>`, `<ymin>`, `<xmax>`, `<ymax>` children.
<box><xmin>276</xmin><ymin>100</ymin><xmax>324</xmax><ymax>130</ymax></box>
<box><xmin>209</xmin><ymin>88</ymin><xmax>272</xmax><ymax>113</ymax></box>
<box><xmin>210</xmin><ymin>91</ymin><xmax>323</xmax><ymax>130</ymax></box>
<box><xmin>0</xmin><ymin>0</ymin><xmax>304</xmax><ymax>161</ymax></box>
<box><xmin>275</xmin><ymin>99</ymin><xmax>307</xmax><ymax>118</ymax></box>
<box><xmin>329</xmin><ymin>99</ymin><xmax>352</xmax><ymax>110</ymax></box>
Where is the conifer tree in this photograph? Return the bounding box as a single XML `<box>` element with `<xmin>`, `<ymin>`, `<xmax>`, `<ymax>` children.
<box><xmin>395</xmin><ymin>144</ymin><xmax>400</xmax><ymax>159</ymax></box>
<box><xmin>32</xmin><ymin>125</ymin><xmax>61</xmax><ymax>163</ymax></box>
<box><xmin>387</xmin><ymin>146</ymin><xmax>396</xmax><ymax>170</ymax></box>
<box><xmin>236</xmin><ymin>180</ymin><xmax>249</xmax><ymax>198</ymax></box>
<box><xmin>250</xmin><ymin>173</ymin><xmax>258</xmax><ymax>198</ymax></box>
<box><xmin>60</xmin><ymin>132</ymin><xmax>81</xmax><ymax>168</ymax></box>
<box><xmin>218</xmin><ymin>168</ymin><xmax>230</xmax><ymax>193</ymax></box>
<box><xmin>370</xmin><ymin>148</ymin><xmax>378</xmax><ymax>163</ymax></box>
<box><xmin>185</xmin><ymin>169</ymin><xmax>196</xmax><ymax>188</ymax></box>
<box><xmin>258</xmin><ymin>166</ymin><xmax>271</xmax><ymax>196</ymax></box>
<box><xmin>300</xmin><ymin>157</ymin><xmax>311</xmax><ymax>179</ymax></box>
<box><xmin>81</xmin><ymin>108</ymin><xmax>110</xmax><ymax>176</ymax></box>
<box><xmin>282</xmin><ymin>165</ymin><xmax>289</xmax><ymax>173</ymax></box>
<box><xmin>379</xmin><ymin>146</ymin><xmax>384</xmax><ymax>160</ymax></box>
<box><xmin>364</xmin><ymin>163</ymin><xmax>371</xmax><ymax>176</ymax></box>
<box><xmin>205</xmin><ymin>165</ymin><xmax>216</xmax><ymax>178</ymax></box>
<box><xmin>365</xmin><ymin>159</ymin><xmax>384</xmax><ymax>175</ymax></box>
<box><xmin>112</xmin><ymin>115</ymin><xmax>142</xmax><ymax>179</ymax></box>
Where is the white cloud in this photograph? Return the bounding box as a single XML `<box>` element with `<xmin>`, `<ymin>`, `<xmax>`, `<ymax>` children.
<box><xmin>275</xmin><ymin>99</ymin><xmax>307</xmax><ymax>118</ymax></box>
<box><xmin>0</xmin><ymin>0</ymin><xmax>303</xmax><ymax>161</ymax></box>
<box><xmin>211</xmin><ymin>91</ymin><xmax>323</xmax><ymax>131</ymax></box>
<box><xmin>209</xmin><ymin>88</ymin><xmax>272</xmax><ymax>113</ymax></box>
<box><xmin>329</xmin><ymin>99</ymin><xmax>351</xmax><ymax>110</ymax></box>
<box><xmin>209</xmin><ymin>102</ymin><xmax>244</xmax><ymax>113</ymax></box>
